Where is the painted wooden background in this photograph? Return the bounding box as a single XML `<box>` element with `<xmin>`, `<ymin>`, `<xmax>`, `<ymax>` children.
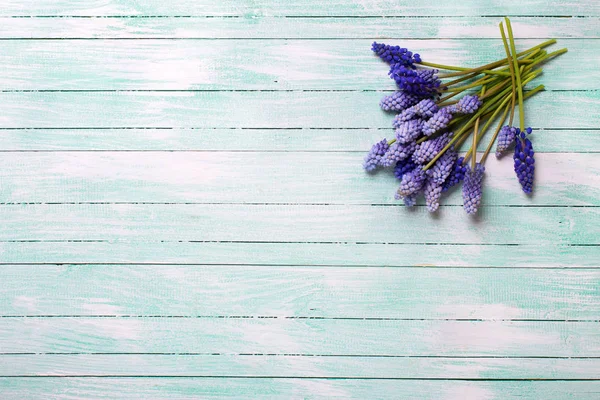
<box><xmin>0</xmin><ymin>1</ymin><xmax>599</xmax><ymax>398</ymax></box>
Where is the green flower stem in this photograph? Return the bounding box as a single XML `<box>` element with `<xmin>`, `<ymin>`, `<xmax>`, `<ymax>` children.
<box><xmin>417</xmin><ymin>61</ymin><xmax>473</xmax><ymax>71</ymax></box>
<box><xmin>436</xmin><ymin>75</ymin><xmax>501</xmax><ymax>104</ymax></box>
<box><xmin>481</xmin><ymin>84</ymin><xmax>545</xmax><ymax>163</ymax></box>
<box><xmin>437</xmin><ymin>69</ymin><xmax>510</xmax><ymax>78</ymax></box>
<box><xmin>465</xmin><ymin>96</ymin><xmax>512</xmax><ymax>164</ymax></box>
<box><xmin>471</xmin><ymin>85</ymin><xmax>486</xmax><ymax>169</ymax></box>
<box><xmin>499</xmin><ymin>20</ymin><xmax>517</xmax><ymax>127</ymax></box>
<box><xmin>523</xmin><ymin>48</ymin><xmax>568</xmax><ymax>69</ymax></box>
<box><xmin>479</xmin><ymin>103</ymin><xmax>511</xmax><ymax>164</ymax></box>
<box><xmin>505</xmin><ymin>17</ymin><xmax>525</xmax><ymax>131</ymax></box>
<box><xmin>436</xmin><ymin>39</ymin><xmax>556</xmax><ymax>78</ymax></box>
<box><xmin>440</xmin><ymin>47</ymin><xmax>546</xmax><ymax>104</ymax></box>
<box><xmin>423</xmin><ymin>70</ymin><xmax>539</xmax><ymax>171</ymax></box>
<box><xmin>445</xmin><ymin>75</ymin><xmax>497</xmax><ymax>92</ymax></box>
<box><xmin>436</xmin><ymin>59</ymin><xmax>532</xmax><ymax>79</ymax></box>
<box><xmin>478</xmin><ymin>77</ymin><xmax>512</xmax><ymax>101</ymax></box>
<box><xmin>462</xmin><ymin>84</ymin><xmax>544</xmax><ymax>164</ymax></box>
<box><xmin>439</xmin><ymin>73</ymin><xmax>509</xmax><ymax>104</ymax></box>
<box><xmin>506</xmin><ymin>43</ymin><xmax>548</xmax><ymax>123</ymax></box>
<box><xmin>479</xmin><ymin>66</ymin><xmax>541</xmax><ymax>103</ymax></box>
<box><xmin>419</xmin><ymin>61</ymin><xmax>512</xmax><ymax>77</ymax></box>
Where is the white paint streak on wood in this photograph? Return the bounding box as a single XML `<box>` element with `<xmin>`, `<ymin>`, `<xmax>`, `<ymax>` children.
<box><xmin>1</xmin><ymin>354</ymin><xmax>599</xmax><ymax>378</ymax></box>
<box><xmin>0</xmin><ymin>128</ymin><xmax>596</xmax><ymax>152</ymax></box>
<box><xmin>0</xmin><ymin>39</ymin><xmax>588</xmax><ymax>90</ymax></box>
<box><xmin>0</xmin><ymin>17</ymin><xmax>598</xmax><ymax>39</ymax></box>
<box><xmin>0</xmin><ymin>91</ymin><xmax>596</xmax><ymax>128</ymax></box>
<box><xmin>0</xmin><ymin>152</ymin><xmax>597</xmax><ymax>205</ymax></box>
<box><xmin>1</xmin><ymin>242</ymin><xmax>598</xmax><ymax>267</ymax></box>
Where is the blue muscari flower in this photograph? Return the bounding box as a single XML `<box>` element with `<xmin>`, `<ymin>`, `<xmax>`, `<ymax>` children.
<box><xmin>403</xmin><ymin>193</ymin><xmax>418</xmax><ymax>207</ymax></box>
<box><xmin>451</xmin><ymin>95</ymin><xmax>482</xmax><ymax>114</ymax></box>
<box><xmin>380</xmin><ymin>91</ymin><xmax>419</xmax><ymax>112</ymax></box>
<box><xmin>395</xmin><ymin>99</ymin><xmax>438</xmax><ymax>125</ymax></box>
<box><xmin>394</xmin><ymin>158</ymin><xmax>417</xmax><ymax>181</ymax></box>
<box><xmin>394</xmin><ymin>191</ymin><xmax>418</xmax><ymax>207</ymax></box>
<box><xmin>395</xmin><ymin>119</ymin><xmax>424</xmax><ymax>143</ymax></box>
<box><xmin>372</xmin><ymin>42</ymin><xmax>421</xmax><ymax>67</ymax></box>
<box><xmin>427</xmin><ymin>147</ymin><xmax>457</xmax><ymax>185</ymax></box>
<box><xmin>363</xmin><ymin>138</ymin><xmax>390</xmax><ymax>172</ymax></box>
<box><xmin>394</xmin><ymin>107</ymin><xmax>418</xmax><ymax>125</ymax></box>
<box><xmin>422</xmin><ymin>108</ymin><xmax>453</xmax><ymax>136</ymax></box>
<box><xmin>513</xmin><ymin>127</ymin><xmax>535</xmax><ymax>194</ymax></box>
<box><xmin>462</xmin><ymin>163</ymin><xmax>485</xmax><ymax>214</ymax></box>
<box><xmin>412</xmin><ymin>99</ymin><xmax>439</xmax><ymax>118</ymax></box>
<box><xmin>411</xmin><ymin>132</ymin><xmax>452</xmax><ymax>165</ymax></box>
<box><xmin>442</xmin><ymin>156</ymin><xmax>467</xmax><ymax>192</ymax></box>
<box><xmin>495</xmin><ymin>125</ymin><xmax>518</xmax><ymax>158</ymax></box>
<box><xmin>389</xmin><ymin>65</ymin><xmax>441</xmax><ymax>97</ymax></box>
<box><xmin>381</xmin><ymin>140</ymin><xmax>417</xmax><ymax>167</ymax></box>
<box><xmin>398</xmin><ymin>167</ymin><xmax>427</xmax><ymax>197</ymax></box>
<box><xmin>424</xmin><ymin>178</ymin><xmax>443</xmax><ymax>212</ymax></box>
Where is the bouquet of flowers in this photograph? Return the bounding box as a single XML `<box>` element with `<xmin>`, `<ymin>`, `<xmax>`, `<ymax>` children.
<box><xmin>363</xmin><ymin>17</ymin><xmax>567</xmax><ymax>214</ymax></box>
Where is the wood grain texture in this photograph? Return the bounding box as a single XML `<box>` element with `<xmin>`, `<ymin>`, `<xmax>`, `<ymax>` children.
<box><xmin>0</xmin><ymin>152</ymin><xmax>597</xmax><ymax>205</ymax></box>
<box><xmin>1</xmin><ymin>17</ymin><xmax>599</xmax><ymax>39</ymax></box>
<box><xmin>3</xmin><ymin>318</ymin><xmax>600</xmax><ymax>356</ymax></box>
<box><xmin>0</xmin><ymin>128</ymin><xmax>596</xmax><ymax>152</ymax></box>
<box><xmin>2</xmin><ymin>354</ymin><xmax>599</xmax><ymax>379</ymax></box>
<box><xmin>0</xmin><ymin>1</ymin><xmax>598</xmax><ymax>17</ymax></box>
<box><xmin>2</xmin><ymin>265</ymin><xmax>599</xmax><ymax>319</ymax></box>
<box><xmin>0</xmin><ymin>91</ymin><xmax>597</xmax><ymax>128</ymax></box>
<box><xmin>0</xmin><ymin>242</ymin><xmax>598</xmax><ymax>267</ymax></box>
<box><xmin>2</xmin><ymin>378</ymin><xmax>600</xmax><ymax>399</ymax></box>
<box><xmin>0</xmin><ymin>204</ymin><xmax>596</xmax><ymax>244</ymax></box>
<box><xmin>1</xmin><ymin>0</ymin><xmax>599</xmax><ymax>395</ymax></box>
<box><xmin>0</xmin><ymin>39</ymin><xmax>586</xmax><ymax>90</ymax></box>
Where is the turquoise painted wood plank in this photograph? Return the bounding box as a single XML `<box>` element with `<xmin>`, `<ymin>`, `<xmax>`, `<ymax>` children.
<box><xmin>2</xmin><ymin>319</ymin><xmax>599</xmax><ymax>356</ymax></box>
<box><xmin>0</xmin><ymin>16</ymin><xmax>598</xmax><ymax>39</ymax></box>
<box><xmin>1</xmin><ymin>354</ymin><xmax>599</xmax><ymax>379</ymax></box>
<box><xmin>0</xmin><ymin>39</ymin><xmax>583</xmax><ymax>90</ymax></box>
<box><xmin>0</xmin><ymin>128</ymin><xmax>596</xmax><ymax>152</ymax></box>
<box><xmin>0</xmin><ymin>204</ymin><xmax>596</xmax><ymax>244</ymax></box>
<box><xmin>0</xmin><ymin>91</ymin><xmax>596</xmax><ymax>128</ymax></box>
<box><xmin>2</xmin><ymin>378</ymin><xmax>600</xmax><ymax>399</ymax></box>
<box><xmin>2</xmin><ymin>265</ymin><xmax>598</xmax><ymax>319</ymax></box>
<box><xmin>0</xmin><ymin>152</ymin><xmax>596</xmax><ymax>205</ymax></box>
<box><xmin>0</xmin><ymin>242</ymin><xmax>598</xmax><ymax>267</ymax></box>
<box><xmin>0</xmin><ymin>0</ymin><xmax>596</xmax><ymax>392</ymax></box>
<box><xmin>0</xmin><ymin>1</ymin><xmax>598</xmax><ymax>17</ymax></box>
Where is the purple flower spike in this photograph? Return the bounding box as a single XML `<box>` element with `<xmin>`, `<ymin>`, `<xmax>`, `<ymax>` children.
<box><xmin>380</xmin><ymin>91</ymin><xmax>419</xmax><ymax>112</ymax></box>
<box><xmin>372</xmin><ymin>42</ymin><xmax>421</xmax><ymax>67</ymax></box>
<box><xmin>462</xmin><ymin>163</ymin><xmax>486</xmax><ymax>214</ymax></box>
<box><xmin>412</xmin><ymin>132</ymin><xmax>452</xmax><ymax>165</ymax></box>
<box><xmin>495</xmin><ymin>125</ymin><xmax>518</xmax><ymax>158</ymax></box>
<box><xmin>395</xmin><ymin>191</ymin><xmax>418</xmax><ymax>207</ymax></box>
<box><xmin>442</xmin><ymin>157</ymin><xmax>468</xmax><ymax>192</ymax></box>
<box><xmin>427</xmin><ymin>147</ymin><xmax>458</xmax><ymax>185</ymax></box>
<box><xmin>422</xmin><ymin>108</ymin><xmax>452</xmax><ymax>136</ymax></box>
<box><xmin>394</xmin><ymin>107</ymin><xmax>418</xmax><ymax>125</ymax></box>
<box><xmin>394</xmin><ymin>159</ymin><xmax>417</xmax><ymax>181</ymax></box>
<box><xmin>389</xmin><ymin>65</ymin><xmax>441</xmax><ymax>97</ymax></box>
<box><xmin>398</xmin><ymin>167</ymin><xmax>427</xmax><ymax>197</ymax></box>
<box><xmin>424</xmin><ymin>179</ymin><xmax>443</xmax><ymax>212</ymax></box>
<box><xmin>403</xmin><ymin>193</ymin><xmax>418</xmax><ymax>207</ymax></box>
<box><xmin>453</xmin><ymin>95</ymin><xmax>482</xmax><ymax>114</ymax></box>
<box><xmin>381</xmin><ymin>141</ymin><xmax>417</xmax><ymax>167</ymax></box>
<box><xmin>363</xmin><ymin>138</ymin><xmax>390</xmax><ymax>172</ymax></box>
<box><xmin>413</xmin><ymin>99</ymin><xmax>439</xmax><ymax>118</ymax></box>
<box><xmin>513</xmin><ymin>128</ymin><xmax>535</xmax><ymax>194</ymax></box>
<box><xmin>395</xmin><ymin>119</ymin><xmax>424</xmax><ymax>143</ymax></box>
